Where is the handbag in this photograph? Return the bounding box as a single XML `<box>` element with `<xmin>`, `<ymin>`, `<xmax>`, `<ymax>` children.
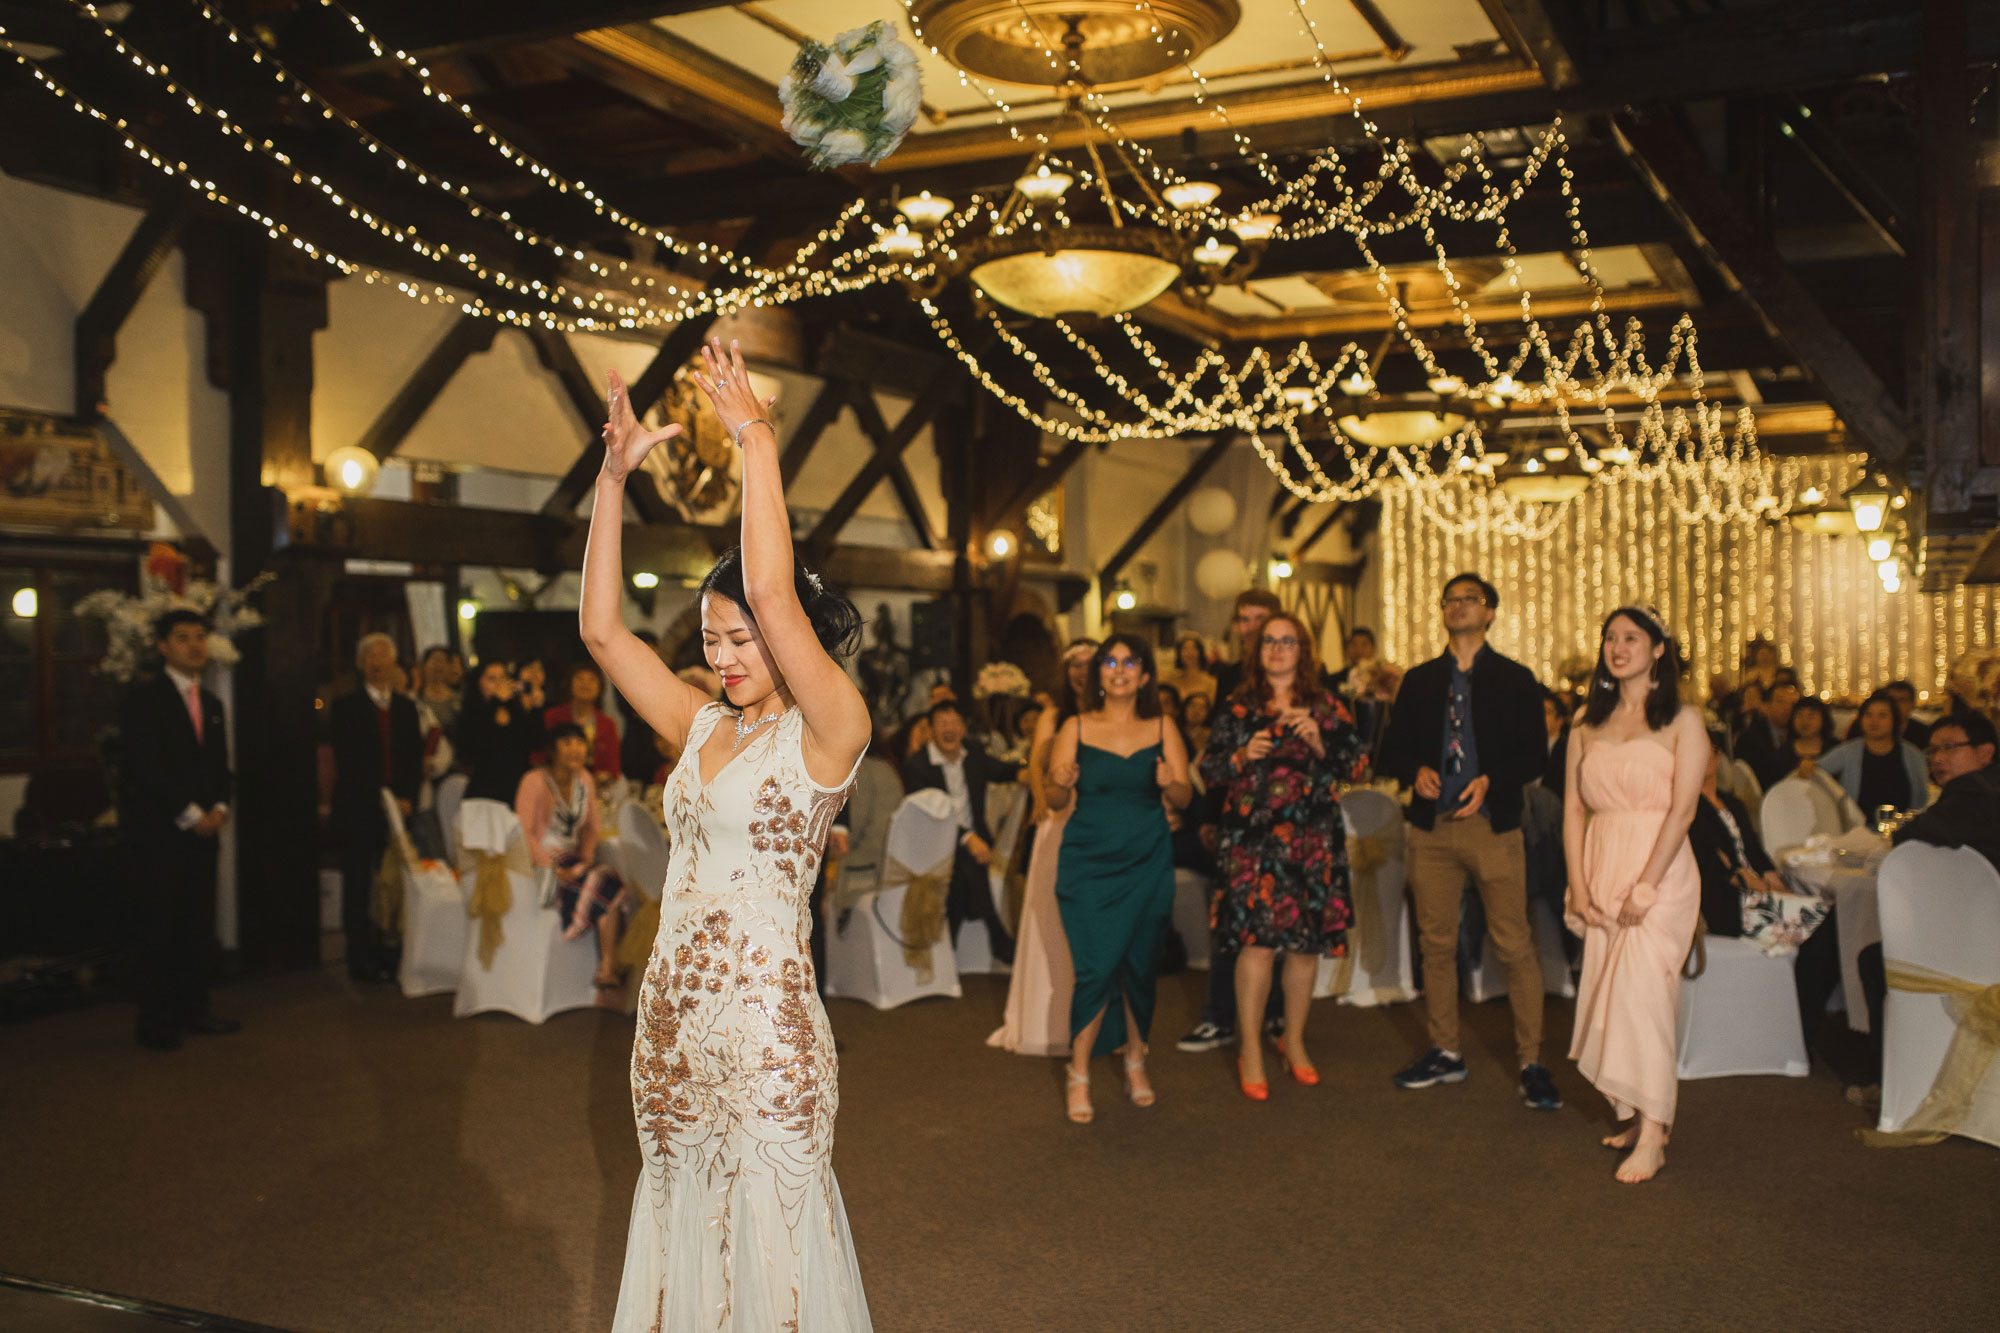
<box><xmin>1681</xmin><ymin>913</ymin><xmax>1707</xmax><ymax>980</ymax></box>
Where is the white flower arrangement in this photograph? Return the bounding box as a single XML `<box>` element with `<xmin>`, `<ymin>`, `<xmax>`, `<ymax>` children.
<box><xmin>972</xmin><ymin>660</ymin><xmax>1032</xmax><ymax>700</ymax></box>
<box><xmin>74</xmin><ymin>570</ymin><xmax>275</xmax><ymax>683</ymax></box>
<box><xmin>778</xmin><ymin>20</ymin><xmax>923</xmax><ymax>170</ymax></box>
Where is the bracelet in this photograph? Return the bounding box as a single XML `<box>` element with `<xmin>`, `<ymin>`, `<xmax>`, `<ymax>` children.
<box><xmin>733</xmin><ymin>418</ymin><xmax>775</xmax><ymax>449</ymax></box>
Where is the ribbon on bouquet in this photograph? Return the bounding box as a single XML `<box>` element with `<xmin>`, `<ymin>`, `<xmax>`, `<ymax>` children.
<box><xmin>883</xmin><ymin>854</ymin><xmax>952</xmax><ymax>981</ymax></box>
<box><xmin>1860</xmin><ymin>960</ymin><xmax>2000</xmax><ymax>1148</ymax></box>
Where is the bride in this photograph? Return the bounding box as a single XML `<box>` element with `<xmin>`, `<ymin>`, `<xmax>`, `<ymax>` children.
<box><xmin>584</xmin><ymin>338</ymin><xmax>874</xmax><ymax>1330</ymax></box>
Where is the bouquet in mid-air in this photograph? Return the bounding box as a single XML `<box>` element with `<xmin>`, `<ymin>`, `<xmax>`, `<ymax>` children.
<box><xmin>779</xmin><ymin>20</ymin><xmax>922</xmax><ymax>169</ymax></box>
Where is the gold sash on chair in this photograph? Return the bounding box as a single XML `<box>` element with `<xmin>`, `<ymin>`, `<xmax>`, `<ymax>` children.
<box><xmin>456</xmin><ymin>839</ymin><xmax>531</xmax><ymax>971</ymax></box>
<box><xmin>1326</xmin><ymin>829</ymin><xmax>1399</xmax><ymax>994</ymax></box>
<box><xmin>616</xmin><ymin>897</ymin><xmax>661</xmax><ymax>974</ymax></box>
<box><xmin>884</xmin><ymin>854</ymin><xmax>953</xmax><ymax>982</ymax></box>
<box><xmin>1860</xmin><ymin>960</ymin><xmax>2000</xmax><ymax>1147</ymax></box>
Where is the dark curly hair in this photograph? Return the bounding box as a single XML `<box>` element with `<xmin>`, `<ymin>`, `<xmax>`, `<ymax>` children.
<box><xmin>1081</xmin><ymin>633</ymin><xmax>1162</xmax><ymax>719</ymax></box>
<box><xmin>696</xmin><ymin>546</ymin><xmax>862</xmax><ymax>661</ymax></box>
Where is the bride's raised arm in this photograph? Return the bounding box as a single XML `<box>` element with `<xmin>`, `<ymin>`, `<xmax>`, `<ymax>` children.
<box><xmin>693</xmin><ymin>337</ymin><xmax>871</xmax><ymax>786</ymax></box>
<box><xmin>579</xmin><ymin>369</ymin><xmax>713</xmax><ymax>752</ymax></box>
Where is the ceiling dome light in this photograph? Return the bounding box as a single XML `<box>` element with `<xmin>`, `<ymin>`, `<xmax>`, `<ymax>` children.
<box><xmin>1228</xmin><ymin>212</ymin><xmax>1279</xmax><ymax>242</ymax></box>
<box><xmin>1190</xmin><ymin>236</ymin><xmax>1239</xmax><ymax>267</ymax></box>
<box><xmin>898</xmin><ymin>190</ymin><xmax>954</xmax><ymax>228</ymax></box>
<box><xmin>874</xmin><ymin>221</ymin><xmax>925</xmax><ymax>257</ymax></box>
<box><xmin>967</xmin><ymin>232</ymin><xmax>1183</xmax><ymax>318</ymax></box>
<box><xmin>324</xmin><ymin>445</ymin><xmax>379</xmax><ymax>497</ymax></box>
<box><xmin>1334</xmin><ymin>410</ymin><xmax>1468</xmax><ymax>448</ymax></box>
<box><xmin>1015</xmin><ymin>163</ymin><xmax>1073</xmax><ymax>202</ymax></box>
<box><xmin>1163</xmin><ymin>180</ymin><xmax>1221</xmax><ymax>211</ymax></box>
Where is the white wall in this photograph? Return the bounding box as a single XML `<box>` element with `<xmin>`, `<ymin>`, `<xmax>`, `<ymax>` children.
<box><xmin>0</xmin><ymin>167</ymin><xmax>231</xmax><ymax>551</ymax></box>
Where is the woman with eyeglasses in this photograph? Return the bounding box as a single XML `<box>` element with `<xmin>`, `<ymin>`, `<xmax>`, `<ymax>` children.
<box><xmin>988</xmin><ymin>638</ymin><xmax>1098</xmax><ymax>1058</ymax></box>
<box><xmin>1043</xmin><ymin>634</ymin><xmax>1192</xmax><ymax>1123</ymax></box>
<box><xmin>1198</xmin><ymin>612</ymin><xmax>1366</xmax><ymax>1100</ymax></box>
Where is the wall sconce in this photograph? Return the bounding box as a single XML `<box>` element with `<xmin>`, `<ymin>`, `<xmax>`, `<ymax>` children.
<box><xmin>323</xmin><ymin>445</ymin><xmax>379</xmax><ymax>497</ymax></box>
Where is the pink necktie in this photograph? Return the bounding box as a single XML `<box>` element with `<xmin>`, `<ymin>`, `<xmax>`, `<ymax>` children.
<box><xmin>186</xmin><ymin>682</ymin><xmax>204</xmax><ymax>743</ymax></box>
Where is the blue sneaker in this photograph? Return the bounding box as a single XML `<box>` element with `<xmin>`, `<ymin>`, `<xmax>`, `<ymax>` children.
<box><xmin>1393</xmin><ymin>1048</ymin><xmax>1468</xmax><ymax>1089</ymax></box>
<box><xmin>1518</xmin><ymin>1062</ymin><xmax>1562</xmax><ymax>1110</ymax></box>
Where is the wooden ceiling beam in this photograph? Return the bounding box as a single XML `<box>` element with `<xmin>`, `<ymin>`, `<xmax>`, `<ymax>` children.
<box><xmin>353</xmin><ymin>316</ymin><xmax>500</xmax><ymax>460</ymax></box>
<box><xmin>75</xmin><ymin>202</ymin><xmax>187</xmax><ymax>419</ymax></box>
<box><xmin>1612</xmin><ymin>113</ymin><xmax>1912</xmax><ymax>461</ymax></box>
<box><xmin>804</xmin><ymin>371</ymin><xmax>961</xmax><ymax>561</ymax></box>
<box><xmin>1478</xmin><ymin>0</ymin><xmax>1582</xmax><ymax>91</ymax></box>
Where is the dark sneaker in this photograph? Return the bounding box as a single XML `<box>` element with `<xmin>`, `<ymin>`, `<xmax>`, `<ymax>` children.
<box><xmin>1519</xmin><ymin>1062</ymin><xmax>1562</xmax><ymax>1110</ymax></box>
<box><xmin>1262</xmin><ymin>1013</ymin><xmax>1287</xmax><ymax>1042</ymax></box>
<box><xmin>1393</xmin><ymin>1048</ymin><xmax>1468</xmax><ymax>1089</ymax></box>
<box><xmin>1176</xmin><ymin>1021</ymin><xmax>1235</xmax><ymax>1052</ymax></box>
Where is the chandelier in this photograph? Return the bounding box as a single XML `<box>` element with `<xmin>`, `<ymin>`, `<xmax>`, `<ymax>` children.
<box><xmin>882</xmin><ymin>14</ymin><xmax>1269</xmax><ymax>319</ymax></box>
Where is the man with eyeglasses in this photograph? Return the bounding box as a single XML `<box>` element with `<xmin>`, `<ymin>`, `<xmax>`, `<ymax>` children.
<box><xmin>1378</xmin><ymin>572</ymin><xmax>1561</xmax><ymax>1110</ymax></box>
<box><xmin>1793</xmin><ymin>712</ymin><xmax>1997</xmax><ymax>1109</ymax></box>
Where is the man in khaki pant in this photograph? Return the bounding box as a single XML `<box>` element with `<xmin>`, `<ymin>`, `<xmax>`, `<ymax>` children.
<box><xmin>1379</xmin><ymin>573</ymin><xmax>1562</xmax><ymax>1110</ymax></box>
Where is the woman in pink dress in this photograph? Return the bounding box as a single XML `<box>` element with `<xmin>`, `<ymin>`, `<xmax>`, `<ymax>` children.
<box><xmin>1563</xmin><ymin>605</ymin><xmax>1706</xmax><ymax>1184</ymax></box>
<box><xmin>989</xmin><ymin>638</ymin><xmax>1097</xmax><ymax>1056</ymax></box>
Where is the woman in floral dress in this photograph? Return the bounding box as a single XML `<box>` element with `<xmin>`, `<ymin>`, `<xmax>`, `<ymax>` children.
<box><xmin>1199</xmin><ymin>612</ymin><xmax>1365</xmax><ymax>1099</ymax></box>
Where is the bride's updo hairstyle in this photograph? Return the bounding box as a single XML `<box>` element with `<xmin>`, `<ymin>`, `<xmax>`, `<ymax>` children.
<box><xmin>697</xmin><ymin>546</ymin><xmax>863</xmax><ymax>661</ymax></box>
<box><xmin>1581</xmin><ymin>605</ymin><xmax>1685</xmax><ymax>731</ymax></box>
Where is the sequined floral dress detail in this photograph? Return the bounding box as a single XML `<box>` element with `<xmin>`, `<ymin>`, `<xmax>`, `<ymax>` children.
<box><xmin>612</xmin><ymin>705</ymin><xmax>871</xmax><ymax>1333</ymax></box>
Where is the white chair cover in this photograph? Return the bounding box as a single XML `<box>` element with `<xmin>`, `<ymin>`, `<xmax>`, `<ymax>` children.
<box><xmin>615</xmin><ymin>803</ymin><xmax>669</xmax><ymax>904</ymax></box>
<box><xmin>1173</xmin><ymin>868</ymin><xmax>1214</xmax><ymax>970</ymax></box>
<box><xmin>1314</xmin><ymin>789</ymin><xmax>1419</xmax><ymax>1006</ymax></box>
<box><xmin>433</xmin><ymin>772</ymin><xmax>469</xmax><ymax>863</ymax></box>
<box><xmin>824</xmin><ymin>794</ymin><xmax>963</xmax><ymax>1009</ymax></box>
<box><xmin>1760</xmin><ymin>774</ymin><xmax>1858</xmax><ymax>858</ymax></box>
<box><xmin>382</xmin><ymin>790</ymin><xmax>467</xmax><ymax>999</ymax></box>
<box><xmin>1876</xmin><ymin>843</ymin><xmax>2000</xmax><ymax>1145</ymax></box>
<box><xmin>1675</xmin><ymin>935</ymin><xmax>1809</xmax><ymax>1079</ymax></box>
<box><xmin>450</xmin><ymin>803</ymin><xmax>599</xmax><ymax>1024</ymax></box>
<box><xmin>1720</xmin><ymin>759</ymin><xmax>1764</xmax><ymax>825</ymax></box>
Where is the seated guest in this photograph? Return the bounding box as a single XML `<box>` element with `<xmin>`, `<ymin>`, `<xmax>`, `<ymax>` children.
<box><xmin>544</xmin><ymin>661</ymin><xmax>621</xmax><ymax>787</ymax></box>
<box><xmin>1779</xmin><ymin>692</ymin><xmax>1831</xmax><ymax>778</ymax></box>
<box><xmin>1891</xmin><ymin>713</ymin><xmax>2000</xmax><ymax>871</ymax></box>
<box><xmin>1161</xmin><ymin>631</ymin><xmax>1219</xmax><ymax>705</ymax></box>
<box><xmin>900</xmin><ymin>698</ymin><xmax>1023</xmax><ymax>962</ymax></box>
<box><xmin>1821</xmin><ymin>689</ymin><xmax>1931</xmax><ymax>819</ymax></box>
<box><xmin>457</xmin><ymin>662</ymin><xmax>542</xmax><ymax>802</ymax></box>
<box><xmin>1884</xmin><ymin>679</ymin><xmax>1930</xmax><ymax>750</ymax></box>
<box><xmin>1691</xmin><ymin>730</ymin><xmax>1826</xmax><ymax>951</ymax></box>
<box><xmin>1182</xmin><ymin>691</ymin><xmax>1213</xmax><ymax>761</ymax></box>
<box><xmin>516</xmin><ymin>722</ymin><xmax>628</xmax><ymax>989</ymax></box>
<box><xmin>1541</xmin><ymin>688</ymin><xmax>1572</xmax><ymax>796</ymax></box>
<box><xmin>1731</xmin><ymin>679</ymin><xmax>1765</xmax><ymax>740</ymax></box>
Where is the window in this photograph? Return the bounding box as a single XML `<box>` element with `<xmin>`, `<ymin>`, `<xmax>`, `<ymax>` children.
<box><xmin>0</xmin><ymin>557</ymin><xmax>134</xmax><ymax>774</ymax></box>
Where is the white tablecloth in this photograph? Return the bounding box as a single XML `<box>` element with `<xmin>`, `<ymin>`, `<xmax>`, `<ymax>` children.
<box><xmin>1783</xmin><ymin>831</ymin><xmax>1889</xmax><ymax>1033</ymax></box>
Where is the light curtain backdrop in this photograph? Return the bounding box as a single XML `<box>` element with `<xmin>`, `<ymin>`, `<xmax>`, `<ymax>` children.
<box><xmin>1374</xmin><ymin>457</ymin><xmax>1997</xmax><ymax>699</ymax></box>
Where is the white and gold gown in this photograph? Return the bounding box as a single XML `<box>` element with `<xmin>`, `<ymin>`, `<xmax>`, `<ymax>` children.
<box><xmin>612</xmin><ymin>704</ymin><xmax>872</xmax><ymax>1332</ymax></box>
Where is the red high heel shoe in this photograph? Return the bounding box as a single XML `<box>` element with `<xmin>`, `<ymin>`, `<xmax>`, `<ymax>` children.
<box><xmin>1237</xmin><ymin>1057</ymin><xmax>1269</xmax><ymax>1101</ymax></box>
<box><xmin>1280</xmin><ymin>1050</ymin><xmax>1320</xmax><ymax>1086</ymax></box>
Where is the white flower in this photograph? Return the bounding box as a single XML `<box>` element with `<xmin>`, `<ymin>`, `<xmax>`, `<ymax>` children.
<box><xmin>818</xmin><ymin>128</ymin><xmax>867</xmax><ymax>163</ymax></box>
<box><xmin>809</xmin><ymin>57</ymin><xmax>855</xmax><ymax>102</ymax></box>
<box><xmin>882</xmin><ymin>70</ymin><xmax>921</xmax><ymax>135</ymax></box>
<box><xmin>883</xmin><ymin>38</ymin><xmax>919</xmax><ymax>71</ymax></box>
<box><xmin>792</xmin><ymin>116</ymin><xmax>827</xmax><ymax>146</ymax></box>
<box><xmin>841</xmin><ymin>45</ymin><xmax>882</xmax><ymax>76</ymax></box>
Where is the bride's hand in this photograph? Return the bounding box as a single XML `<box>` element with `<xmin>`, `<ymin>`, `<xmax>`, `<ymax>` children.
<box><xmin>601</xmin><ymin>368</ymin><xmax>681</xmax><ymax>483</ymax></box>
<box><xmin>692</xmin><ymin>337</ymin><xmax>777</xmax><ymax>443</ymax></box>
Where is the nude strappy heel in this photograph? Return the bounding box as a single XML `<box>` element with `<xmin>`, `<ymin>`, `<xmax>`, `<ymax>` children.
<box><xmin>1065</xmin><ymin>1066</ymin><xmax>1093</xmax><ymax>1123</ymax></box>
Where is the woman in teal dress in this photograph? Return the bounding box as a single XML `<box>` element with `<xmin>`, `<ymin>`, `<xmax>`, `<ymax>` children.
<box><xmin>1044</xmin><ymin>634</ymin><xmax>1193</xmax><ymax>1124</ymax></box>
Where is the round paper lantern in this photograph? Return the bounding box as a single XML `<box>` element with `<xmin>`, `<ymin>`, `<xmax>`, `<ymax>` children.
<box><xmin>1187</xmin><ymin>486</ymin><xmax>1237</xmax><ymax>536</ymax></box>
<box><xmin>1195</xmin><ymin>548</ymin><xmax>1248</xmax><ymax>600</ymax></box>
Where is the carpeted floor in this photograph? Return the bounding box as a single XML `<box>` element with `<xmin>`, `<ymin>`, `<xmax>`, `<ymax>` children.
<box><xmin>1</xmin><ymin>965</ymin><xmax>1994</xmax><ymax>1332</ymax></box>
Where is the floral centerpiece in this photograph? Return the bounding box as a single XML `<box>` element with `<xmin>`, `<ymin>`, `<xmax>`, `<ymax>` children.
<box><xmin>972</xmin><ymin>660</ymin><xmax>1031</xmax><ymax>700</ymax></box>
<box><xmin>74</xmin><ymin>544</ymin><xmax>274</xmax><ymax>682</ymax></box>
<box><xmin>779</xmin><ymin>20</ymin><xmax>923</xmax><ymax>169</ymax></box>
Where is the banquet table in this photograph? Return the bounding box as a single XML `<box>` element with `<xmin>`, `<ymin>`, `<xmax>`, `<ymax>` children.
<box><xmin>1781</xmin><ymin>830</ymin><xmax>1891</xmax><ymax>1033</ymax></box>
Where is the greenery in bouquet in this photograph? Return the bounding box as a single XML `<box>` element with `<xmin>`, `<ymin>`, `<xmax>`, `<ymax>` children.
<box><xmin>74</xmin><ymin>553</ymin><xmax>276</xmax><ymax>683</ymax></box>
<box><xmin>779</xmin><ymin>21</ymin><xmax>922</xmax><ymax>169</ymax></box>
<box><xmin>972</xmin><ymin>660</ymin><xmax>1032</xmax><ymax>700</ymax></box>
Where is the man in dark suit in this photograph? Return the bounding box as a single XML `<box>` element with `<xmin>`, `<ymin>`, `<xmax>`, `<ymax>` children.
<box><xmin>1738</xmin><ymin>678</ymin><xmax>1800</xmax><ymax>789</ymax></box>
<box><xmin>329</xmin><ymin>632</ymin><xmax>423</xmax><ymax>983</ymax></box>
<box><xmin>899</xmin><ymin>699</ymin><xmax>1023</xmax><ymax>963</ymax></box>
<box><xmin>1894</xmin><ymin>713</ymin><xmax>2000</xmax><ymax>870</ymax></box>
<box><xmin>119</xmin><ymin>610</ymin><xmax>236</xmax><ymax>1051</ymax></box>
<box><xmin>1378</xmin><ymin>572</ymin><xmax>1560</xmax><ymax>1110</ymax></box>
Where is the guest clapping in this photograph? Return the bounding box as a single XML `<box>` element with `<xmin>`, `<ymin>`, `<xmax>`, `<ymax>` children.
<box><xmin>1198</xmin><ymin>613</ymin><xmax>1365</xmax><ymax>1099</ymax></box>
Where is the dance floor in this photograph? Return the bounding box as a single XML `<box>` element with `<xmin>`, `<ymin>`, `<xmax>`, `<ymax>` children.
<box><xmin>2</xmin><ymin>965</ymin><xmax>1994</xmax><ymax>1331</ymax></box>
